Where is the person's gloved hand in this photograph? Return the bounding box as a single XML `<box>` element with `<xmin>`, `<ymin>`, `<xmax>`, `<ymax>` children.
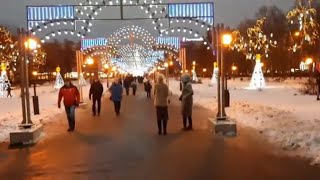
<box><xmin>179</xmin><ymin>96</ymin><xmax>182</xmax><ymax>101</ymax></box>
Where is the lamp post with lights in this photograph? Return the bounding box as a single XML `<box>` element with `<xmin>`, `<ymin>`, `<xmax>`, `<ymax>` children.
<box><xmin>25</xmin><ymin>38</ymin><xmax>41</xmax><ymax>115</ymax></box>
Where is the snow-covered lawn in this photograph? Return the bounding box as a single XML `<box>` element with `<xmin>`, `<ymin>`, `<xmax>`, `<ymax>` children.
<box><xmin>170</xmin><ymin>77</ymin><xmax>320</xmax><ymax>165</ymax></box>
<box><xmin>0</xmin><ymin>81</ymin><xmax>94</xmax><ymax>143</ymax></box>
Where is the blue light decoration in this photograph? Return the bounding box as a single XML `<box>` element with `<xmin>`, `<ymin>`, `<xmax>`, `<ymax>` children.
<box><xmin>168</xmin><ymin>3</ymin><xmax>214</xmax><ymax>25</ymax></box>
<box><xmin>81</xmin><ymin>38</ymin><xmax>108</xmax><ymax>51</ymax></box>
<box><xmin>27</xmin><ymin>6</ymin><xmax>75</xmax><ymax>29</ymax></box>
<box><xmin>156</xmin><ymin>37</ymin><xmax>180</xmax><ymax>50</ymax></box>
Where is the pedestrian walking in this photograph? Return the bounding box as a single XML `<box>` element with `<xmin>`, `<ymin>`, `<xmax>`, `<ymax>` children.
<box><xmin>145</xmin><ymin>80</ymin><xmax>152</xmax><ymax>98</ymax></box>
<box><xmin>315</xmin><ymin>69</ymin><xmax>320</xmax><ymax>100</ymax></box>
<box><xmin>58</xmin><ymin>81</ymin><xmax>80</xmax><ymax>132</ymax></box>
<box><xmin>6</xmin><ymin>83</ymin><xmax>12</xmax><ymax>98</ymax></box>
<box><xmin>179</xmin><ymin>74</ymin><xmax>194</xmax><ymax>130</ymax></box>
<box><xmin>154</xmin><ymin>74</ymin><xmax>169</xmax><ymax>135</ymax></box>
<box><xmin>131</xmin><ymin>81</ymin><xmax>137</xmax><ymax>96</ymax></box>
<box><xmin>89</xmin><ymin>78</ymin><xmax>104</xmax><ymax>116</ymax></box>
<box><xmin>123</xmin><ymin>77</ymin><xmax>131</xmax><ymax>96</ymax></box>
<box><xmin>109</xmin><ymin>79</ymin><xmax>123</xmax><ymax>116</ymax></box>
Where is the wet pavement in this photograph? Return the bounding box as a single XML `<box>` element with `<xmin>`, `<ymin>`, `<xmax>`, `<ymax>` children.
<box><xmin>0</xmin><ymin>87</ymin><xmax>320</xmax><ymax>180</ymax></box>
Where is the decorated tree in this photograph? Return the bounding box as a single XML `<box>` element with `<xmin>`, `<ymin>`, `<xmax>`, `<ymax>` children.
<box><xmin>287</xmin><ymin>0</ymin><xmax>319</xmax><ymax>52</ymax></box>
<box><xmin>0</xmin><ymin>26</ymin><xmax>19</xmax><ymax>82</ymax></box>
<box><xmin>230</xmin><ymin>18</ymin><xmax>277</xmax><ymax>89</ymax></box>
<box><xmin>210</xmin><ymin>62</ymin><xmax>218</xmax><ymax>86</ymax></box>
<box><xmin>54</xmin><ymin>67</ymin><xmax>64</xmax><ymax>89</ymax></box>
<box><xmin>0</xmin><ymin>63</ymin><xmax>11</xmax><ymax>97</ymax></box>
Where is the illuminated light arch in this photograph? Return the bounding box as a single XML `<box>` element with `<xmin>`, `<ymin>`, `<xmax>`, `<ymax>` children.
<box><xmin>160</xmin><ymin>27</ymin><xmax>212</xmax><ymax>50</ymax></box>
<box><xmin>107</xmin><ymin>25</ymin><xmax>156</xmax><ymax>53</ymax></box>
<box><xmin>40</xmin><ymin>30</ymin><xmax>85</xmax><ymax>43</ymax></box>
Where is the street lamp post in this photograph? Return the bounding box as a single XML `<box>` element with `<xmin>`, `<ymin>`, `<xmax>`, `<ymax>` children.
<box><xmin>164</xmin><ymin>62</ymin><xmax>169</xmax><ymax>85</ymax></box>
<box><xmin>25</xmin><ymin>38</ymin><xmax>41</xmax><ymax>116</ymax></box>
<box><xmin>209</xmin><ymin>24</ymin><xmax>237</xmax><ymax>136</ymax></box>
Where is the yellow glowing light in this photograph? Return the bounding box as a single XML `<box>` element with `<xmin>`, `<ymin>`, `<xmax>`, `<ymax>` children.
<box><xmin>24</xmin><ymin>38</ymin><xmax>38</xmax><ymax>50</ymax></box>
<box><xmin>222</xmin><ymin>34</ymin><xmax>232</xmax><ymax>45</ymax></box>
<box><xmin>294</xmin><ymin>31</ymin><xmax>300</xmax><ymax>37</ymax></box>
<box><xmin>104</xmin><ymin>64</ymin><xmax>109</xmax><ymax>69</ymax></box>
<box><xmin>185</xmin><ymin>70</ymin><xmax>189</xmax><ymax>73</ymax></box>
<box><xmin>192</xmin><ymin>61</ymin><xmax>196</xmax><ymax>66</ymax></box>
<box><xmin>32</xmin><ymin>71</ymin><xmax>38</xmax><ymax>76</ymax></box>
<box><xmin>305</xmin><ymin>57</ymin><xmax>313</xmax><ymax>65</ymax></box>
<box><xmin>112</xmin><ymin>67</ymin><xmax>117</xmax><ymax>71</ymax></box>
<box><xmin>86</xmin><ymin>57</ymin><xmax>94</xmax><ymax>65</ymax></box>
<box><xmin>203</xmin><ymin>68</ymin><xmax>207</xmax><ymax>72</ymax></box>
<box><xmin>232</xmin><ymin>66</ymin><xmax>237</xmax><ymax>71</ymax></box>
<box><xmin>164</xmin><ymin>62</ymin><xmax>169</xmax><ymax>68</ymax></box>
<box><xmin>53</xmin><ymin>72</ymin><xmax>57</xmax><ymax>76</ymax></box>
<box><xmin>169</xmin><ymin>61</ymin><xmax>173</xmax><ymax>66</ymax></box>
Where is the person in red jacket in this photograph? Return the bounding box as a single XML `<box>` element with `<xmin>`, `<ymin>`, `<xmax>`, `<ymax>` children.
<box><xmin>58</xmin><ymin>81</ymin><xmax>80</xmax><ymax>132</ymax></box>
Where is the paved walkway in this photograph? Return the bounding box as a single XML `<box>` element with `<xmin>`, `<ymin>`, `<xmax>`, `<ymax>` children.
<box><xmin>0</xmin><ymin>86</ymin><xmax>320</xmax><ymax>180</ymax></box>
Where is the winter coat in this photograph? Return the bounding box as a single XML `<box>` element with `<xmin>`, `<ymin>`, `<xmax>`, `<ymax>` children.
<box><xmin>109</xmin><ymin>83</ymin><xmax>123</xmax><ymax>102</ymax></box>
<box><xmin>154</xmin><ymin>82</ymin><xmax>169</xmax><ymax>107</ymax></box>
<box><xmin>131</xmin><ymin>81</ymin><xmax>137</xmax><ymax>90</ymax></box>
<box><xmin>58</xmin><ymin>85</ymin><xmax>80</xmax><ymax>107</ymax></box>
<box><xmin>180</xmin><ymin>82</ymin><xmax>193</xmax><ymax>116</ymax></box>
<box><xmin>89</xmin><ymin>81</ymin><xmax>104</xmax><ymax>98</ymax></box>
<box><xmin>315</xmin><ymin>71</ymin><xmax>320</xmax><ymax>85</ymax></box>
<box><xmin>145</xmin><ymin>82</ymin><xmax>152</xmax><ymax>92</ymax></box>
<box><xmin>123</xmin><ymin>78</ymin><xmax>131</xmax><ymax>89</ymax></box>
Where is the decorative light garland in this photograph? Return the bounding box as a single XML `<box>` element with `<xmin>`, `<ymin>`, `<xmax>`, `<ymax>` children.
<box><xmin>287</xmin><ymin>0</ymin><xmax>319</xmax><ymax>52</ymax></box>
<box><xmin>231</xmin><ymin>18</ymin><xmax>277</xmax><ymax>60</ymax></box>
<box><xmin>0</xmin><ymin>26</ymin><xmax>19</xmax><ymax>68</ymax></box>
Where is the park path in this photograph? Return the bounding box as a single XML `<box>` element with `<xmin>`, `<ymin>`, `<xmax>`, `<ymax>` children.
<box><xmin>0</xmin><ymin>85</ymin><xmax>320</xmax><ymax>180</ymax></box>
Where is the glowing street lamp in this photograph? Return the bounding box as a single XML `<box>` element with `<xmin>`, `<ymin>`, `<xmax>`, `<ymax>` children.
<box><xmin>222</xmin><ymin>34</ymin><xmax>232</xmax><ymax>46</ymax></box>
<box><xmin>203</xmin><ymin>68</ymin><xmax>207</xmax><ymax>72</ymax></box>
<box><xmin>32</xmin><ymin>71</ymin><xmax>38</xmax><ymax>76</ymax></box>
<box><xmin>294</xmin><ymin>31</ymin><xmax>300</xmax><ymax>37</ymax></box>
<box><xmin>231</xmin><ymin>65</ymin><xmax>237</xmax><ymax>71</ymax></box>
<box><xmin>86</xmin><ymin>57</ymin><xmax>94</xmax><ymax>65</ymax></box>
<box><xmin>164</xmin><ymin>62</ymin><xmax>169</xmax><ymax>68</ymax></box>
<box><xmin>24</xmin><ymin>38</ymin><xmax>38</xmax><ymax>50</ymax></box>
<box><xmin>169</xmin><ymin>61</ymin><xmax>173</xmax><ymax>66</ymax></box>
<box><xmin>305</xmin><ymin>57</ymin><xmax>313</xmax><ymax>65</ymax></box>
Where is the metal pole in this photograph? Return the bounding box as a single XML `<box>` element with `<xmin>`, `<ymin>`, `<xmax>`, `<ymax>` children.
<box><xmin>24</xmin><ymin>30</ymin><xmax>32</xmax><ymax>124</ymax></box>
<box><xmin>220</xmin><ymin>24</ymin><xmax>227</xmax><ymax>119</ymax></box>
<box><xmin>215</xmin><ymin>24</ymin><xmax>222</xmax><ymax>119</ymax></box>
<box><xmin>18</xmin><ymin>28</ymin><xmax>27</xmax><ymax>124</ymax></box>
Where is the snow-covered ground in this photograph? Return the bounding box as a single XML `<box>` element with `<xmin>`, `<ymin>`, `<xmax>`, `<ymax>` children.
<box><xmin>0</xmin><ymin>81</ymin><xmax>94</xmax><ymax>143</ymax></box>
<box><xmin>170</xmin><ymin>77</ymin><xmax>320</xmax><ymax>165</ymax></box>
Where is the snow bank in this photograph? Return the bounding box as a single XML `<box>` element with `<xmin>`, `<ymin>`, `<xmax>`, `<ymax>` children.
<box><xmin>170</xmin><ymin>78</ymin><xmax>320</xmax><ymax>165</ymax></box>
<box><xmin>0</xmin><ymin>81</ymin><xmax>95</xmax><ymax>143</ymax></box>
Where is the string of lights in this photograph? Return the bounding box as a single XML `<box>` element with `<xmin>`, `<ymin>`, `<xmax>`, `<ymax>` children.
<box><xmin>231</xmin><ymin>18</ymin><xmax>277</xmax><ymax>60</ymax></box>
<box><xmin>287</xmin><ymin>0</ymin><xmax>319</xmax><ymax>52</ymax></box>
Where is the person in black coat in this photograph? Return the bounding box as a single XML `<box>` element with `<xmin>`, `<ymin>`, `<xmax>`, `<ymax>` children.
<box><xmin>89</xmin><ymin>79</ymin><xmax>104</xmax><ymax>116</ymax></box>
<box><xmin>123</xmin><ymin>77</ymin><xmax>131</xmax><ymax>96</ymax></box>
<box><xmin>315</xmin><ymin>69</ymin><xmax>320</xmax><ymax>100</ymax></box>
<box><xmin>131</xmin><ymin>81</ymin><xmax>137</xmax><ymax>96</ymax></box>
<box><xmin>145</xmin><ymin>80</ymin><xmax>152</xmax><ymax>98</ymax></box>
<box><xmin>6</xmin><ymin>82</ymin><xmax>12</xmax><ymax>98</ymax></box>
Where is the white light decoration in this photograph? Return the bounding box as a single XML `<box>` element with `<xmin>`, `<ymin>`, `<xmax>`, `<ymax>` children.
<box><xmin>249</xmin><ymin>54</ymin><xmax>265</xmax><ymax>90</ymax></box>
<box><xmin>287</xmin><ymin>0</ymin><xmax>319</xmax><ymax>51</ymax></box>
